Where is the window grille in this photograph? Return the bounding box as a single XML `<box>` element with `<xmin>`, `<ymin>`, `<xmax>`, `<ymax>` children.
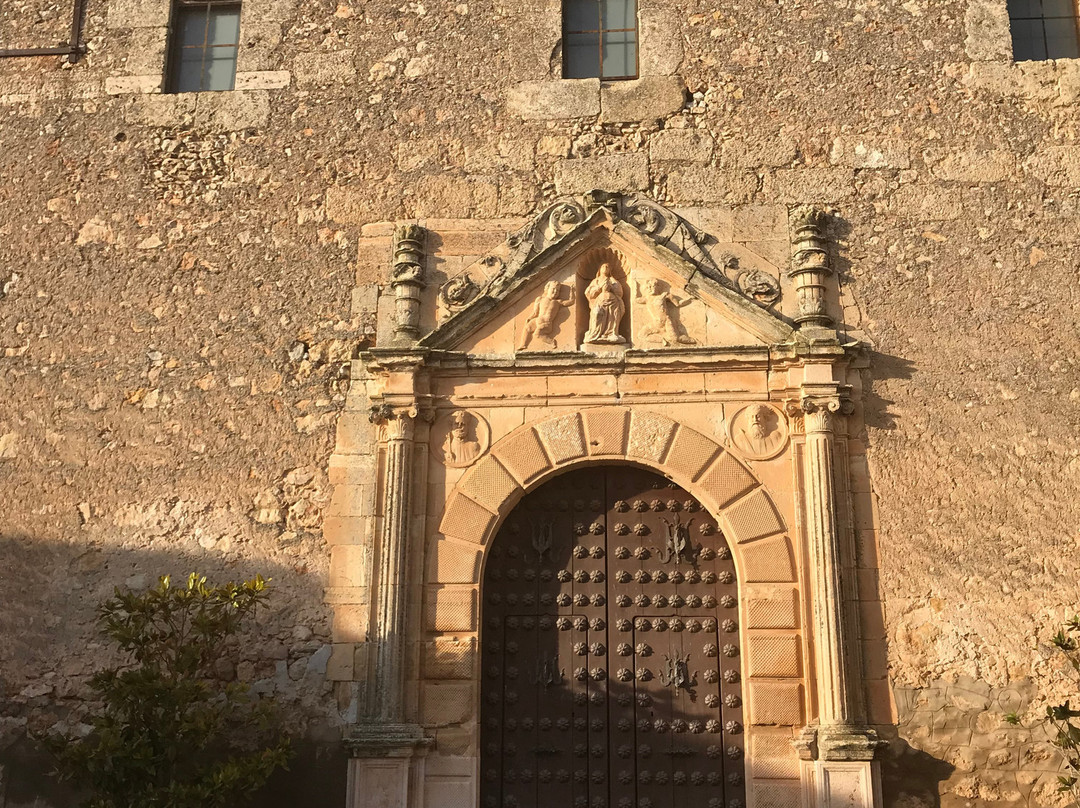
<box><xmin>166</xmin><ymin>0</ymin><xmax>241</xmax><ymax>93</ymax></box>
<box><xmin>1008</xmin><ymin>0</ymin><xmax>1080</xmax><ymax>60</ymax></box>
<box><xmin>563</xmin><ymin>0</ymin><xmax>638</xmax><ymax>80</ymax></box>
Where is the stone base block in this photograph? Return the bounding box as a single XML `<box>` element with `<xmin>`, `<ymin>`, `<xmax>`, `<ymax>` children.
<box><xmin>799</xmin><ymin>759</ymin><xmax>882</xmax><ymax>808</ymax></box>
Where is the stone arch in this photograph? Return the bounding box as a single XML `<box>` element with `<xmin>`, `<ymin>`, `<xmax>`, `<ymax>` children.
<box><xmin>431</xmin><ymin>406</ymin><xmax>797</xmax><ymax>591</ymax></box>
<box><xmin>423</xmin><ymin>406</ymin><xmax>810</xmax><ymax>765</ymax></box>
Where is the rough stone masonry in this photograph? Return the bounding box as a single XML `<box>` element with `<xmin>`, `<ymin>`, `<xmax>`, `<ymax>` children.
<box><xmin>3</xmin><ymin>0</ymin><xmax>1080</xmax><ymax>805</ymax></box>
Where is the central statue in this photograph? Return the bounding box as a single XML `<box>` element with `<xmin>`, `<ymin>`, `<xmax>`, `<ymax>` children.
<box><xmin>583</xmin><ymin>262</ymin><xmax>626</xmax><ymax>344</ymax></box>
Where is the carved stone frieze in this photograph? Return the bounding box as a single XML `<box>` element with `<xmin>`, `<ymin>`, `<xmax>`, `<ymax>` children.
<box><xmin>727</xmin><ymin>403</ymin><xmax>789</xmax><ymax>460</ymax></box>
<box><xmin>422</xmin><ymin>192</ymin><xmax>795</xmax><ymax>351</ymax></box>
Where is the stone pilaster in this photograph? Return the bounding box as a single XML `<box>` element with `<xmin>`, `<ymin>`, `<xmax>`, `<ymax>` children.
<box><xmin>367</xmin><ymin>402</ymin><xmax>417</xmax><ymax>723</ymax></box>
<box><xmin>792</xmin><ymin>390</ymin><xmax>883</xmax><ymax>808</ymax></box>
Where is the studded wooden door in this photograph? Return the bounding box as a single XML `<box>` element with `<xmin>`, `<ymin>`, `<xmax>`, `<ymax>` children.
<box><xmin>480</xmin><ymin>466</ymin><xmax>746</xmax><ymax>808</ymax></box>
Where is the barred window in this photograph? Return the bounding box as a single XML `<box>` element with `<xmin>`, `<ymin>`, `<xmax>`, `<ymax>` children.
<box><xmin>563</xmin><ymin>0</ymin><xmax>638</xmax><ymax>80</ymax></box>
<box><xmin>1008</xmin><ymin>0</ymin><xmax>1080</xmax><ymax>60</ymax></box>
<box><xmin>166</xmin><ymin>0</ymin><xmax>240</xmax><ymax>93</ymax></box>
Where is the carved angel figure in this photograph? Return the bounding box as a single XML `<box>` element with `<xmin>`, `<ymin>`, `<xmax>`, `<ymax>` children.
<box><xmin>583</xmin><ymin>263</ymin><xmax>626</xmax><ymax>344</ymax></box>
<box><xmin>637</xmin><ymin>278</ymin><xmax>696</xmax><ymax>346</ymax></box>
<box><xmin>519</xmin><ymin>281</ymin><xmax>572</xmax><ymax>349</ymax></box>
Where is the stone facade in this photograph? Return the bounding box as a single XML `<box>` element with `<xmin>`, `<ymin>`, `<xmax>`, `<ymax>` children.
<box><xmin>2</xmin><ymin>0</ymin><xmax>1080</xmax><ymax>806</ymax></box>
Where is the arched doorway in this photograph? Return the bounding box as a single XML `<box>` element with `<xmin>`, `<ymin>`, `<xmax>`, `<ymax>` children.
<box><xmin>480</xmin><ymin>465</ymin><xmax>746</xmax><ymax>808</ymax></box>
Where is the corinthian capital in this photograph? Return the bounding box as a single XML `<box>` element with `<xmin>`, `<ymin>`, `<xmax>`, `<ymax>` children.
<box><xmin>789</xmin><ymin>394</ymin><xmax>853</xmax><ymax>434</ymax></box>
<box><xmin>369</xmin><ymin>403</ymin><xmax>417</xmax><ymax>441</ymax></box>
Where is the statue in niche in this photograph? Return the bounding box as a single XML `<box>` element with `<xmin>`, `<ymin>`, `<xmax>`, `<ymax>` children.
<box><xmin>636</xmin><ymin>277</ymin><xmax>696</xmax><ymax>346</ymax></box>
<box><xmin>519</xmin><ymin>281</ymin><xmax>572</xmax><ymax>349</ymax></box>
<box><xmin>442</xmin><ymin>410</ymin><xmax>481</xmax><ymax>466</ymax></box>
<box><xmin>583</xmin><ymin>262</ymin><xmax>626</xmax><ymax>344</ymax></box>
<box><xmin>729</xmin><ymin>403</ymin><xmax>787</xmax><ymax>459</ymax></box>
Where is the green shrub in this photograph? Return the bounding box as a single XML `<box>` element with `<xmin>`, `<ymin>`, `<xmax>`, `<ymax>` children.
<box><xmin>48</xmin><ymin>573</ymin><xmax>291</xmax><ymax>808</ymax></box>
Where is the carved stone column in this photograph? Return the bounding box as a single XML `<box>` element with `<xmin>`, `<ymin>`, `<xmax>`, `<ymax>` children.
<box><xmin>793</xmin><ymin>391</ymin><xmax>883</xmax><ymax>808</ymax></box>
<box><xmin>346</xmin><ymin>400</ymin><xmax>431</xmax><ymax>808</ymax></box>
<box><xmin>390</xmin><ymin>224</ymin><xmax>426</xmax><ymax>344</ymax></box>
<box><xmin>368</xmin><ymin>403</ymin><xmax>416</xmax><ymax>722</ymax></box>
<box><xmin>788</xmin><ymin>206</ymin><xmax>834</xmax><ymax>330</ymax></box>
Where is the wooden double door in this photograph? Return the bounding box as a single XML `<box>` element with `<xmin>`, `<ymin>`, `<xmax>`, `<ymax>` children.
<box><xmin>480</xmin><ymin>466</ymin><xmax>746</xmax><ymax>808</ymax></box>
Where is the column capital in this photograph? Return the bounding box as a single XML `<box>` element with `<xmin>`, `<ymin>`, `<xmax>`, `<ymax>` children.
<box><xmin>786</xmin><ymin>390</ymin><xmax>854</xmax><ymax>433</ymax></box>
<box><xmin>369</xmin><ymin>403</ymin><xmax>419</xmax><ymax>441</ymax></box>
<box><xmin>795</xmin><ymin>724</ymin><xmax>886</xmax><ymax>762</ymax></box>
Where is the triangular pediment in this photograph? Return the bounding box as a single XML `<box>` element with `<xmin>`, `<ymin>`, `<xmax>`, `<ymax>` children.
<box><xmin>420</xmin><ymin>191</ymin><xmax>796</xmax><ymax>356</ymax></box>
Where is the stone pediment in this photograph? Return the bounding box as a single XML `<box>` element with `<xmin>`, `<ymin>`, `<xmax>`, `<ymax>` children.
<box><xmin>420</xmin><ymin>191</ymin><xmax>796</xmax><ymax>356</ymax></box>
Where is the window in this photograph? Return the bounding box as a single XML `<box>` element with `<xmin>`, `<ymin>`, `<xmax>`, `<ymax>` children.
<box><xmin>563</xmin><ymin>0</ymin><xmax>638</xmax><ymax>80</ymax></box>
<box><xmin>166</xmin><ymin>0</ymin><xmax>240</xmax><ymax>93</ymax></box>
<box><xmin>1008</xmin><ymin>0</ymin><xmax>1080</xmax><ymax>60</ymax></box>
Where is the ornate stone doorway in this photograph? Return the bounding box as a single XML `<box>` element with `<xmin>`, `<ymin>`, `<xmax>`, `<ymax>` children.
<box><xmin>480</xmin><ymin>466</ymin><xmax>746</xmax><ymax>808</ymax></box>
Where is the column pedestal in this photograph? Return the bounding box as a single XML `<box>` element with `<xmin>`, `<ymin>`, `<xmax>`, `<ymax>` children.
<box><xmin>345</xmin><ymin>724</ymin><xmax>432</xmax><ymax>808</ymax></box>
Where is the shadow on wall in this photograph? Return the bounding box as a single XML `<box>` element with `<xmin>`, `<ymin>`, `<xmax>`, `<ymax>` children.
<box><xmin>0</xmin><ymin>531</ymin><xmax>347</xmax><ymax>808</ymax></box>
<box><xmin>880</xmin><ymin>739</ymin><xmax>956</xmax><ymax>808</ymax></box>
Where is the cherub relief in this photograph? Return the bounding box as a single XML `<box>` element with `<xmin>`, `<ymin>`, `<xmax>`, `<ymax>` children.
<box><xmin>519</xmin><ymin>281</ymin><xmax>572</xmax><ymax>350</ymax></box>
<box><xmin>636</xmin><ymin>277</ymin><xmax>696</xmax><ymax>346</ymax></box>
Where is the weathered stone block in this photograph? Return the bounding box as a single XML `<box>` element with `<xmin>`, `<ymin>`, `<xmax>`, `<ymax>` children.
<box><xmin>929</xmin><ymin>149</ymin><xmax>1015</xmax><ymax>183</ymax></box>
<box><xmin>747</xmin><ymin>635</ymin><xmax>801</xmax><ymax>678</ymax></box>
<box><xmin>422</xmin><ymin>638</ymin><xmax>476</xmax><ymax>680</ymax></box>
<box><xmin>600</xmin><ymin>76</ymin><xmax>686</xmax><ymax>122</ymax></box>
<box><xmin>890</xmin><ymin>185</ymin><xmax>964</xmax><ymax>221</ymax></box>
<box><xmin>439</xmin><ymin>492</ymin><xmax>497</xmax><ymax>544</ymax></box>
<box><xmin>107</xmin><ymin>0</ymin><xmax>169</xmax><ymax>28</ymax></box>
<box><xmin>460</xmin><ymin>456</ymin><xmax>519</xmax><ymax>514</ymax></box>
<box><xmin>506</xmin><ymin>79</ymin><xmax>600</xmax><ymax>119</ymax></box>
<box><xmin>427</xmin><ymin>539</ymin><xmax>481</xmax><ymax>584</ymax></box>
<box><xmin>627</xmin><ymin>410</ymin><xmax>678</xmax><ymax>464</ymax></box>
<box><xmin>964</xmin><ymin>0</ymin><xmax>1012</xmax><ymax>61</ymax></box>
<box><xmin>650</xmin><ymin>129</ymin><xmax>714</xmax><ymax>163</ymax></box>
<box><xmin>746</xmin><ymin>590</ymin><xmax>800</xmax><ymax>630</ymax></box>
<box><xmin>104</xmin><ymin>75</ymin><xmax>161</xmax><ymax>95</ymax></box>
<box><xmin>741</xmin><ymin>536</ymin><xmax>796</xmax><ymax>583</ymax></box>
<box><xmin>665</xmin><ymin>166</ymin><xmax>758</xmax><ymax>204</ymax></box>
<box><xmin>829</xmin><ymin>137</ymin><xmax>910</xmax><ymax>169</ymax></box>
<box><xmin>424</xmin><ymin>588</ymin><xmax>477</xmax><ymax>632</ymax></box>
<box><xmin>234</xmin><ymin>71</ymin><xmax>291</xmax><ymax>91</ymax></box>
<box><xmin>763</xmin><ymin>168</ymin><xmax>855</xmax><ymax>203</ymax></box>
<box><xmin>193</xmin><ymin>91</ymin><xmax>271</xmax><ymax>130</ymax></box>
<box><xmin>421</xmin><ymin>681</ymin><xmax>474</xmax><ymax>725</ymax></box>
<box><xmin>732</xmin><ymin>204</ymin><xmax>788</xmax><ymax>242</ymax></box>
<box><xmin>294</xmin><ymin>51</ymin><xmax>356</xmax><ymax>87</ymax></box>
<box><xmin>749</xmin><ymin>681</ymin><xmax>804</xmax><ymax>725</ymax></box>
<box><xmin>665</xmin><ymin>425</ymin><xmax>721</xmax><ymax>481</ymax></box>
<box><xmin>725</xmin><ymin>488</ymin><xmax>785</xmax><ymax>542</ymax></box>
<box><xmin>696</xmin><ymin>452</ymin><xmax>757</xmax><ymax>510</ymax></box>
<box><xmin>554</xmin><ymin>153</ymin><xmax>649</xmax><ymax>194</ymax></box>
<box><xmin>639</xmin><ymin>8</ymin><xmax>683</xmax><ymax>75</ymax></box>
<box><xmin>492</xmin><ymin>427</ymin><xmax>552</xmax><ymax>484</ymax></box>
<box><xmin>583</xmin><ymin>407</ymin><xmax>629</xmax><ymax>456</ymax></box>
<box><xmin>535</xmin><ymin>412</ymin><xmax>587</xmax><ymax>464</ymax></box>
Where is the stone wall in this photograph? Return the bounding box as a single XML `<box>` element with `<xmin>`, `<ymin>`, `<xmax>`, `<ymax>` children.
<box><xmin>4</xmin><ymin>0</ymin><xmax>1080</xmax><ymax>804</ymax></box>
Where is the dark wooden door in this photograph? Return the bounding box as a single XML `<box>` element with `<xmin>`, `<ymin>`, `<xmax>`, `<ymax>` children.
<box><xmin>480</xmin><ymin>466</ymin><xmax>746</xmax><ymax>808</ymax></box>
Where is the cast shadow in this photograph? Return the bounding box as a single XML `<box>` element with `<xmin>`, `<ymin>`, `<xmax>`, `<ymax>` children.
<box><xmin>0</xmin><ymin>530</ymin><xmax>346</xmax><ymax>808</ymax></box>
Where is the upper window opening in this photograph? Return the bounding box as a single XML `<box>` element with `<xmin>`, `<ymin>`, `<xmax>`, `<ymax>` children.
<box><xmin>166</xmin><ymin>0</ymin><xmax>240</xmax><ymax>93</ymax></box>
<box><xmin>1008</xmin><ymin>0</ymin><xmax>1080</xmax><ymax>60</ymax></box>
<box><xmin>563</xmin><ymin>0</ymin><xmax>638</xmax><ymax>80</ymax></box>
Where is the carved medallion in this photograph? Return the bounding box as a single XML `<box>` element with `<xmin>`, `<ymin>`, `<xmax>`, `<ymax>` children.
<box><xmin>736</xmin><ymin>268</ymin><xmax>781</xmax><ymax>307</ymax></box>
<box><xmin>434</xmin><ymin>409</ymin><xmax>490</xmax><ymax>468</ymax></box>
<box><xmin>726</xmin><ymin>403</ymin><xmax>789</xmax><ymax>460</ymax></box>
<box><xmin>438</xmin><ymin>273</ymin><xmax>480</xmax><ymax>315</ymax></box>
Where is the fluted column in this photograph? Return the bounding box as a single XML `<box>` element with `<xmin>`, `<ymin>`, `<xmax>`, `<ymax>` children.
<box><xmin>800</xmin><ymin>395</ymin><xmax>857</xmax><ymax>729</ymax></box>
<box><xmin>367</xmin><ymin>403</ymin><xmax>416</xmax><ymax>722</ymax></box>
<box><xmin>793</xmin><ymin>391</ymin><xmax>882</xmax><ymax>808</ymax></box>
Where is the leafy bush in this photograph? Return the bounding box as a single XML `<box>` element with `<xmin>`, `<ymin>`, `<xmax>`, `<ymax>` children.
<box><xmin>49</xmin><ymin>573</ymin><xmax>291</xmax><ymax>808</ymax></box>
<box><xmin>1006</xmin><ymin>615</ymin><xmax>1080</xmax><ymax>798</ymax></box>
